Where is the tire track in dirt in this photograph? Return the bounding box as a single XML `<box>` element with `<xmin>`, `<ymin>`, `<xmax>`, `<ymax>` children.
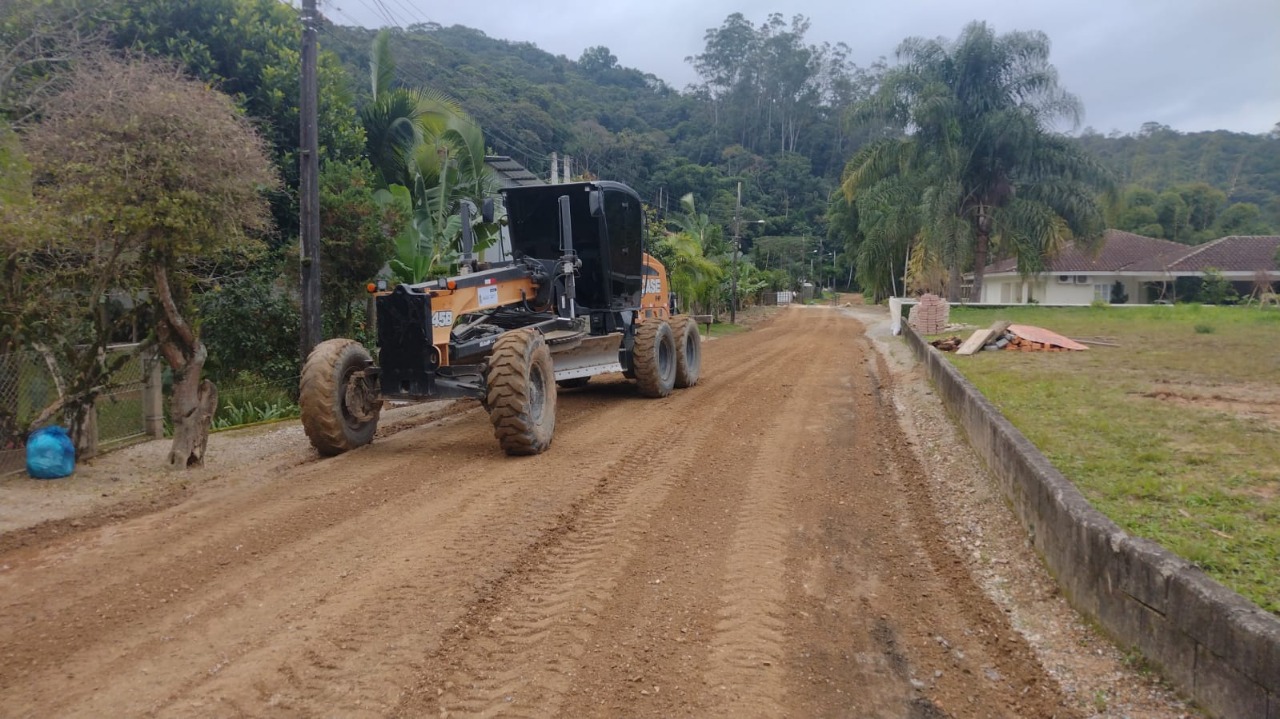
<box><xmin>858</xmin><ymin>345</ymin><xmax>1076</xmax><ymax>718</ymax></box>
<box><xmin>698</xmin><ymin>310</ymin><xmax>839</xmax><ymax>716</ymax></box>
<box><xmin>0</xmin><ymin>308</ymin><xmax>1082</xmax><ymax>718</ymax></box>
<box><xmin>392</xmin><ymin>337</ymin><xmax>804</xmax><ymax>717</ymax></box>
<box><xmin>773</xmin><ymin>319</ymin><xmax>1075</xmax><ymax>719</ymax></box>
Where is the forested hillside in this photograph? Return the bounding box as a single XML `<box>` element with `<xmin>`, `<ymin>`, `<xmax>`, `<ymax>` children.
<box><xmin>320</xmin><ymin>17</ymin><xmax>1280</xmax><ymax>246</ymax></box>
<box><xmin>321</xmin><ymin>14</ymin><xmax>873</xmax><ymax>243</ymax></box>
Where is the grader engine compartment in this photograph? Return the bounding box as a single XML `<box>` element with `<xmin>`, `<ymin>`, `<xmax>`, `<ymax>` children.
<box><xmin>299</xmin><ymin>179</ymin><xmax>702</xmax><ymax>457</ymax></box>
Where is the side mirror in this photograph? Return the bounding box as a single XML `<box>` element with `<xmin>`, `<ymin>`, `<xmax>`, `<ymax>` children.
<box><xmin>481</xmin><ymin>197</ymin><xmax>495</xmax><ymax>224</ymax></box>
<box><xmin>588</xmin><ymin>189</ymin><xmax>604</xmax><ymax>218</ymax></box>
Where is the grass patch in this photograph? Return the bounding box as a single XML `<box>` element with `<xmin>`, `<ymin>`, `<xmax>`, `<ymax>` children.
<box><xmin>704</xmin><ymin>321</ymin><xmax>750</xmax><ymax>338</ymax></box>
<box><xmin>938</xmin><ymin>305</ymin><xmax>1280</xmax><ymax>613</ymax></box>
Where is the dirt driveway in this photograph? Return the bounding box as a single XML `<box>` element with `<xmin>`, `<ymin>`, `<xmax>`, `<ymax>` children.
<box><xmin>0</xmin><ymin>307</ymin><xmax>1188</xmax><ymax>718</ymax></box>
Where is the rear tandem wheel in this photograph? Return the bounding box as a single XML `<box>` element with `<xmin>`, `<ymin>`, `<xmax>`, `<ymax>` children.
<box><xmin>669</xmin><ymin>315</ymin><xmax>702</xmax><ymax>388</ymax></box>
<box><xmin>632</xmin><ymin>319</ymin><xmax>676</xmax><ymax>398</ymax></box>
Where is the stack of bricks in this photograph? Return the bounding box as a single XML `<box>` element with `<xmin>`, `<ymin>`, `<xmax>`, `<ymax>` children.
<box><xmin>908</xmin><ymin>293</ymin><xmax>950</xmax><ymax>335</ymax></box>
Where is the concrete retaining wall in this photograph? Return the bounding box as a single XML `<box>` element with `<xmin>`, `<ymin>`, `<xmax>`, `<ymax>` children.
<box><xmin>902</xmin><ymin>325</ymin><xmax>1279</xmax><ymax>719</ymax></box>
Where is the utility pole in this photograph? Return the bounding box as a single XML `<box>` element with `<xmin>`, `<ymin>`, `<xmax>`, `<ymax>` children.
<box><xmin>731</xmin><ymin>182</ymin><xmax>741</xmax><ymax>325</ymax></box>
<box><xmin>298</xmin><ymin>0</ymin><xmax>321</xmax><ymax>362</ymax></box>
<box><xmin>549</xmin><ymin>152</ymin><xmax>558</xmax><ymax>183</ymax></box>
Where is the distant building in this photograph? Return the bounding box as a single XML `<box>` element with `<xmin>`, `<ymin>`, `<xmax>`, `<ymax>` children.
<box><xmin>974</xmin><ymin>231</ymin><xmax>1280</xmax><ymax>304</ymax></box>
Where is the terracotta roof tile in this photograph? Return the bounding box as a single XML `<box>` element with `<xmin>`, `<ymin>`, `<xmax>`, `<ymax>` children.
<box><xmin>1166</xmin><ymin>235</ymin><xmax>1280</xmax><ymax>272</ymax></box>
<box><xmin>985</xmin><ymin>230</ymin><xmax>1189</xmax><ymax>274</ymax></box>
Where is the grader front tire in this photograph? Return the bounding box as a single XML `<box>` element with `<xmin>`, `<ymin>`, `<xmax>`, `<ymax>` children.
<box><xmin>300</xmin><ymin>339</ymin><xmax>380</xmax><ymax>456</ymax></box>
<box><xmin>633</xmin><ymin>320</ymin><xmax>676</xmax><ymax>398</ymax></box>
<box><xmin>486</xmin><ymin>329</ymin><xmax>557</xmax><ymax>455</ymax></box>
<box><xmin>669</xmin><ymin>316</ymin><xmax>702</xmax><ymax>388</ymax></box>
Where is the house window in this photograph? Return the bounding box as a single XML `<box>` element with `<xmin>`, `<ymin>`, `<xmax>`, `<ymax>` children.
<box><xmin>1094</xmin><ymin>283</ymin><xmax>1110</xmax><ymax>302</ymax></box>
<box><xmin>1000</xmin><ymin>283</ymin><xmax>1013</xmax><ymax>303</ymax></box>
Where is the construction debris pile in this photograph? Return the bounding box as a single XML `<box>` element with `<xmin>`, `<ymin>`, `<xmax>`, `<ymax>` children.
<box><xmin>929</xmin><ymin>336</ymin><xmax>964</xmax><ymax>352</ymax></box>
<box><xmin>908</xmin><ymin>294</ymin><xmax>950</xmax><ymax>335</ymax></box>
<box><xmin>932</xmin><ymin>321</ymin><xmax>1091</xmax><ymax>355</ymax></box>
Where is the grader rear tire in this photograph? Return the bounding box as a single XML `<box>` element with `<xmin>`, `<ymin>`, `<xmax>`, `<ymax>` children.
<box><xmin>300</xmin><ymin>338</ymin><xmax>380</xmax><ymax>456</ymax></box>
<box><xmin>486</xmin><ymin>329</ymin><xmax>556</xmax><ymax>455</ymax></box>
<box><xmin>632</xmin><ymin>320</ymin><xmax>676</xmax><ymax>398</ymax></box>
<box><xmin>669</xmin><ymin>316</ymin><xmax>702</xmax><ymax>388</ymax></box>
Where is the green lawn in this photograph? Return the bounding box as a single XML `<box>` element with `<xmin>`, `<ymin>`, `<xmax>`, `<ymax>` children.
<box><xmin>936</xmin><ymin>305</ymin><xmax>1280</xmax><ymax>613</ymax></box>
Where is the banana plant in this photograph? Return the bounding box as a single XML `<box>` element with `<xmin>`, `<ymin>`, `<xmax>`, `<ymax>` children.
<box><xmin>362</xmin><ymin>30</ymin><xmax>501</xmax><ymax>283</ymax></box>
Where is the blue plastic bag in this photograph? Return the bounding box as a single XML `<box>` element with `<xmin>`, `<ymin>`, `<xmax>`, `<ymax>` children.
<box><xmin>26</xmin><ymin>426</ymin><xmax>76</xmax><ymax>479</ymax></box>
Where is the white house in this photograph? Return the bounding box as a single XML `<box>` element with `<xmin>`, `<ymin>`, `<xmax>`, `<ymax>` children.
<box><xmin>975</xmin><ymin>231</ymin><xmax>1280</xmax><ymax>304</ymax></box>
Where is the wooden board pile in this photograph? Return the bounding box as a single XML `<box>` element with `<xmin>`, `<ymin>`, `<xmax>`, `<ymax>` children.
<box><xmin>907</xmin><ymin>293</ymin><xmax>950</xmax><ymax>335</ymax></box>
<box><xmin>945</xmin><ymin>321</ymin><xmax>1090</xmax><ymax>356</ymax></box>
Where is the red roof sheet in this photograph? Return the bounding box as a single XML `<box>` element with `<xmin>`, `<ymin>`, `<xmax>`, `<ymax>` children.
<box><xmin>1166</xmin><ymin>236</ymin><xmax>1280</xmax><ymax>272</ymax></box>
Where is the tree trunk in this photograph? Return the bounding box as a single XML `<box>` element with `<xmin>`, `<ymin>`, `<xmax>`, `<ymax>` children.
<box><xmin>167</xmin><ymin>346</ymin><xmax>216</xmax><ymax>468</ymax></box>
<box><xmin>947</xmin><ymin>263</ymin><xmax>962</xmax><ymax>303</ymax></box>
<box><xmin>972</xmin><ymin>209</ymin><xmax>993</xmax><ymax>303</ymax></box>
<box><xmin>972</xmin><ymin>231</ymin><xmax>989</xmax><ymax>303</ymax></box>
<box><xmin>152</xmin><ymin>261</ymin><xmax>217</xmax><ymax>469</ymax></box>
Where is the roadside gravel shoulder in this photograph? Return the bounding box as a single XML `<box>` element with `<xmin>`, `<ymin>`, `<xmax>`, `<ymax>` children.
<box><xmin>847</xmin><ymin>303</ymin><xmax>1197</xmax><ymax>719</ymax></box>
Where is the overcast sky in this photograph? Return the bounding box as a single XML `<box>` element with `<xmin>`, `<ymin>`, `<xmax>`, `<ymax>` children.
<box><xmin>323</xmin><ymin>0</ymin><xmax>1280</xmax><ymax>135</ymax></box>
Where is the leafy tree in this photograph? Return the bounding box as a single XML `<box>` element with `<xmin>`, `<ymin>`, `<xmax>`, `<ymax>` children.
<box><xmin>319</xmin><ymin>159</ymin><xmax>400</xmax><ymax>335</ymax></box>
<box><xmin>659</xmin><ymin>193</ymin><xmax>724</xmax><ymax>314</ymax></box>
<box><xmin>841</xmin><ymin>21</ymin><xmax>1113</xmax><ymax>300</ymax></box>
<box><xmin>198</xmin><ymin>266</ymin><xmax>302</xmax><ymax>387</ymax></box>
<box><xmin>0</xmin><ymin>0</ymin><xmax>104</xmax><ymax>124</ymax></box>
<box><xmin>22</xmin><ymin>54</ymin><xmax>278</xmax><ymax>467</ymax></box>
<box><xmin>361</xmin><ymin>30</ymin><xmax>498</xmax><ymax>282</ymax></box>
<box><xmin>578</xmin><ymin>46</ymin><xmax>618</xmax><ymax>76</ymax></box>
<box><xmin>102</xmin><ymin>0</ymin><xmax>365</xmax><ymax>244</ymax></box>
<box><xmin>1216</xmin><ymin>202</ymin><xmax>1269</xmax><ymax>235</ymax></box>
<box><xmin>1156</xmin><ymin>190</ymin><xmax>1191</xmax><ymax>242</ymax></box>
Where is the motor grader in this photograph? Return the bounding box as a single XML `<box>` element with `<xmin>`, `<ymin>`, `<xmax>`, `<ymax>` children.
<box><xmin>299</xmin><ymin>180</ymin><xmax>703</xmax><ymax>456</ymax></box>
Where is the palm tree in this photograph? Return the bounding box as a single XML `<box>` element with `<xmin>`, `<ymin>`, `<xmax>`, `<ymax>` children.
<box><xmin>361</xmin><ymin>30</ymin><xmax>498</xmax><ymax>282</ymax></box>
<box><xmin>660</xmin><ymin>194</ymin><xmax>723</xmax><ymax>314</ymax></box>
<box><xmin>841</xmin><ymin>21</ymin><xmax>1113</xmax><ymax>301</ymax></box>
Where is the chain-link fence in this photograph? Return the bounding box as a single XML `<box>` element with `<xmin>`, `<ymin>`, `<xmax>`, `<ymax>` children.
<box><xmin>0</xmin><ymin>344</ymin><xmax>159</xmax><ymax>475</ymax></box>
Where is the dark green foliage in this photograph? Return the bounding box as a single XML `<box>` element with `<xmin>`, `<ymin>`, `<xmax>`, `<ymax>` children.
<box><xmin>318</xmin><ymin>159</ymin><xmax>398</xmax><ymax>336</ymax></box>
<box><xmin>102</xmin><ymin>0</ymin><xmax>366</xmax><ymax>247</ymax></box>
<box><xmin>198</xmin><ymin>268</ymin><xmax>302</xmax><ymax>387</ymax></box>
<box><xmin>320</xmin><ymin>14</ymin><xmax>870</xmax><ymax>241</ymax></box>
<box><xmin>1110</xmin><ymin>280</ymin><xmax>1129</xmax><ymax>304</ymax></box>
<box><xmin>837</xmin><ymin>21</ymin><xmax>1113</xmax><ymax>301</ymax></box>
<box><xmin>1197</xmin><ymin>268</ymin><xmax>1238</xmax><ymax>305</ymax></box>
<box><xmin>1080</xmin><ymin>126</ymin><xmax>1280</xmax><ymax>232</ymax></box>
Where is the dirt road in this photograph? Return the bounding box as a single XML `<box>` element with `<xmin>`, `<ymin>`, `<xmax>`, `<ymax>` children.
<box><xmin>1</xmin><ymin>307</ymin><xmax>1084</xmax><ymax>717</ymax></box>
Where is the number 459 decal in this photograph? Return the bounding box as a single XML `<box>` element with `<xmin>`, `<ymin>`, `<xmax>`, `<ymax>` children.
<box><xmin>431</xmin><ymin>310</ymin><xmax>454</xmax><ymax>328</ymax></box>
